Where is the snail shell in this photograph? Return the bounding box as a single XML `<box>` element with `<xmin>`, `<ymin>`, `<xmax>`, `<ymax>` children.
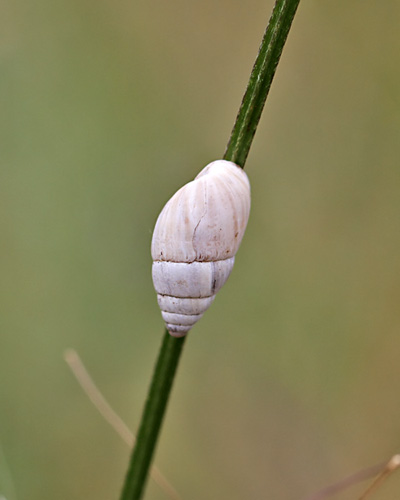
<box><xmin>151</xmin><ymin>159</ymin><xmax>251</xmax><ymax>337</ymax></box>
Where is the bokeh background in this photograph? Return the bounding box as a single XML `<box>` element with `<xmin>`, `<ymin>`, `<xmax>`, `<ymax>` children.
<box><xmin>1</xmin><ymin>1</ymin><xmax>400</xmax><ymax>499</ymax></box>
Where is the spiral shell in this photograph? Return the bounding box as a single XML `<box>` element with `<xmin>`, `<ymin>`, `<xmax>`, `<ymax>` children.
<box><xmin>151</xmin><ymin>159</ymin><xmax>251</xmax><ymax>337</ymax></box>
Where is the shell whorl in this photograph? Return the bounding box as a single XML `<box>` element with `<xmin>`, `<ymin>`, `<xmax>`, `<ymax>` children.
<box><xmin>151</xmin><ymin>160</ymin><xmax>251</xmax><ymax>337</ymax></box>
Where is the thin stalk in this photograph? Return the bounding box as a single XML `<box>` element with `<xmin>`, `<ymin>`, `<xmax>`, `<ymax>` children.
<box><xmin>224</xmin><ymin>0</ymin><xmax>301</xmax><ymax>168</ymax></box>
<box><xmin>120</xmin><ymin>332</ymin><xmax>186</xmax><ymax>500</ymax></box>
<box><xmin>120</xmin><ymin>1</ymin><xmax>301</xmax><ymax>499</ymax></box>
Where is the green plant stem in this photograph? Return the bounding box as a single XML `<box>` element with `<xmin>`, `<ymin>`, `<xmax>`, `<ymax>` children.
<box><xmin>120</xmin><ymin>1</ymin><xmax>301</xmax><ymax>499</ymax></box>
<box><xmin>120</xmin><ymin>331</ymin><xmax>186</xmax><ymax>500</ymax></box>
<box><xmin>224</xmin><ymin>0</ymin><xmax>301</xmax><ymax>168</ymax></box>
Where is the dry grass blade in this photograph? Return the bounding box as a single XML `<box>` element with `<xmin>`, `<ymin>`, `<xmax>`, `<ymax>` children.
<box><xmin>358</xmin><ymin>454</ymin><xmax>400</xmax><ymax>500</ymax></box>
<box><xmin>64</xmin><ymin>348</ymin><xmax>181</xmax><ymax>500</ymax></box>
<box><xmin>306</xmin><ymin>462</ymin><xmax>385</xmax><ymax>500</ymax></box>
<box><xmin>307</xmin><ymin>454</ymin><xmax>400</xmax><ymax>500</ymax></box>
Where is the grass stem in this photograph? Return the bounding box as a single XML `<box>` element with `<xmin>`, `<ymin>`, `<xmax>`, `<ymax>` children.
<box><xmin>120</xmin><ymin>333</ymin><xmax>186</xmax><ymax>500</ymax></box>
<box><xmin>224</xmin><ymin>0</ymin><xmax>301</xmax><ymax>167</ymax></box>
<box><xmin>120</xmin><ymin>1</ymin><xmax>301</xmax><ymax>498</ymax></box>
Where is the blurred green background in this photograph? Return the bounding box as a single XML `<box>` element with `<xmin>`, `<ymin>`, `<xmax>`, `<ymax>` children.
<box><xmin>1</xmin><ymin>1</ymin><xmax>400</xmax><ymax>499</ymax></box>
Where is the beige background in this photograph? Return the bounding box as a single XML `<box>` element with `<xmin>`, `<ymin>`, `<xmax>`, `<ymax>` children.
<box><xmin>1</xmin><ymin>1</ymin><xmax>400</xmax><ymax>499</ymax></box>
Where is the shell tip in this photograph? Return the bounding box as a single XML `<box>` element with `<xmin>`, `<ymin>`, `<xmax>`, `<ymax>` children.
<box><xmin>167</xmin><ymin>325</ymin><xmax>191</xmax><ymax>338</ymax></box>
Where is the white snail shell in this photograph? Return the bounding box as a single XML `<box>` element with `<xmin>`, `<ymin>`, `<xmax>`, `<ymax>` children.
<box><xmin>151</xmin><ymin>159</ymin><xmax>251</xmax><ymax>337</ymax></box>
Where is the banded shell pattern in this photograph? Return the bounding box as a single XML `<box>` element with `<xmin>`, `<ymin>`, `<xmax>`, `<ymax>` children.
<box><xmin>151</xmin><ymin>160</ymin><xmax>251</xmax><ymax>337</ymax></box>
